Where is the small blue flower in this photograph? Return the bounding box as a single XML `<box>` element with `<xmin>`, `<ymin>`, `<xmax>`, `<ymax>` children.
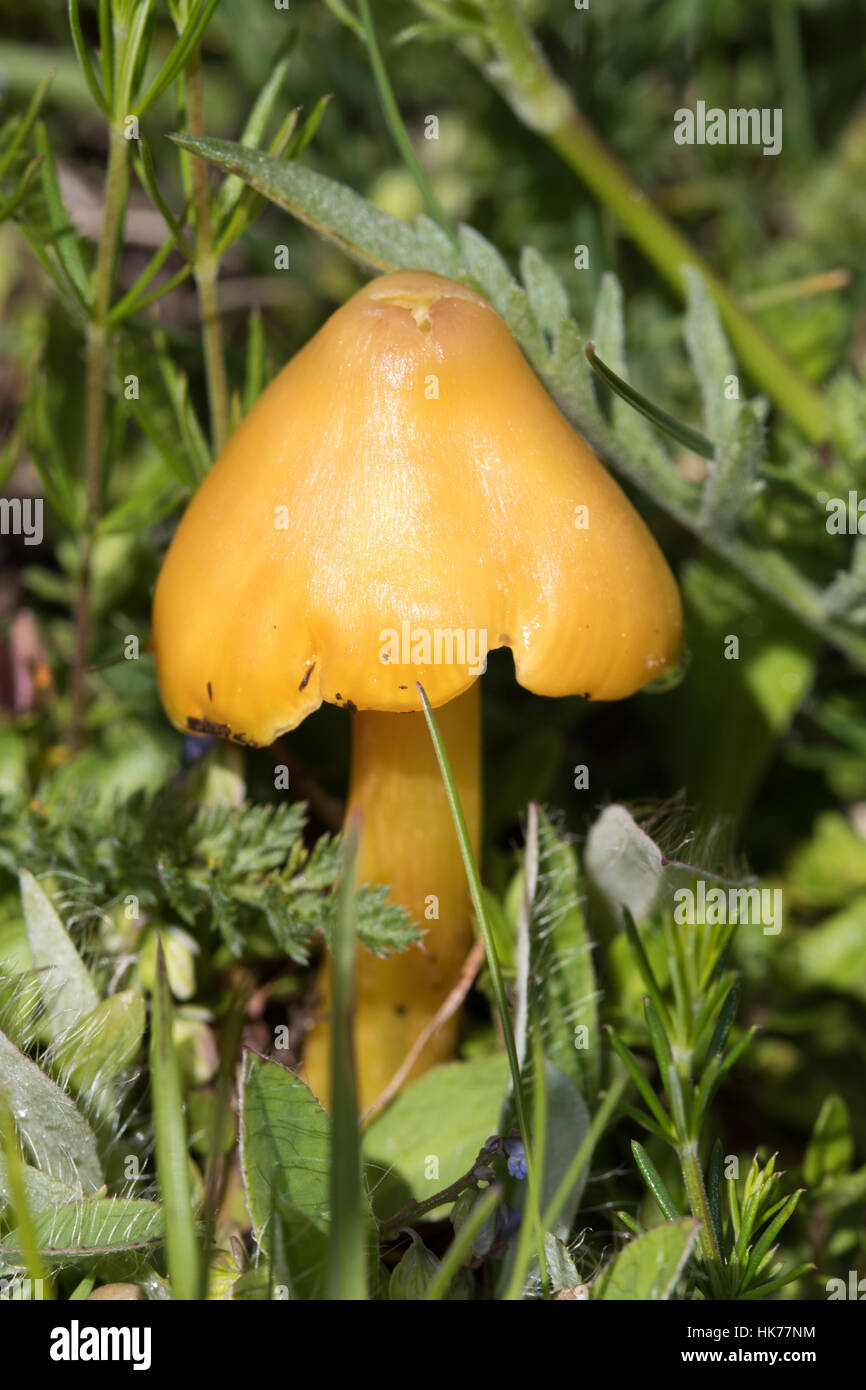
<box><xmin>504</xmin><ymin>1135</ymin><xmax>527</xmax><ymax>1180</ymax></box>
<box><xmin>184</xmin><ymin>733</ymin><xmax>215</xmax><ymax>761</ymax></box>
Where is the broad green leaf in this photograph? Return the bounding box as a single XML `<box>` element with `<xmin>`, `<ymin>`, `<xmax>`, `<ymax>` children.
<box><xmin>0</xmin><ymin>1197</ymin><xmax>163</xmax><ymax>1266</ymax></box>
<box><xmin>240</xmin><ymin>1052</ymin><xmax>331</xmax><ymax>1243</ymax></box>
<box><xmin>19</xmin><ymin>869</ymin><xmax>98</xmax><ymax>1040</ymax></box>
<box><xmin>363</xmin><ymin>1054</ymin><xmax>509</xmax><ymax>1221</ymax></box>
<box><xmin>591</xmin><ymin>1218</ymin><xmax>700</xmax><ymax>1300</ymax></box>
<box><xmin>0</xmin><ymin>1028</ymin><xmax>102</xmax><ymax>1193</ymax></box>
<box><xmin>273</xmin><ymin>1198</ymin><xmax>329</xmax><ymax>1300</ymax></box>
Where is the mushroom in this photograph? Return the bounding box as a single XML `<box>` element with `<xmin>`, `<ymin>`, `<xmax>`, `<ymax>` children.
<box><xmin>151</xmin><ymin>269</ymin><xmax>682</xmax><ymax>1112</ymax></box>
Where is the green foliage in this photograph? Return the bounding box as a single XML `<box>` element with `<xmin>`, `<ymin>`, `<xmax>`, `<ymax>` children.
<box><xmin>0</xmin><ymin>785</ymin><xmax>416</xmax><ymax>962</ymax></box>
<box><xmin>240</xmin><ymin>1053</ymin><xmax>331</xmax><ymax>1242</ymax></box>
<box><xmin>592</xmin><ymin>1219</ymin><xmax>700</xmax><ymax>1300</ymax></box>
<box><xmin>0</xmin><ymin>1028</ymin><xmax>103</xmax><ymax>1194</ymax></box>
<box><xmin>0</xmin><ymin>1197</ymin><xmax>164</xmax><ymax>1271</ymax></box>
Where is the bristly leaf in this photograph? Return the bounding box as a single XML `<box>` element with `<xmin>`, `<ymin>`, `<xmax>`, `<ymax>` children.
<box><xmin>457</xmin><ymin>225</ymin><xmax>513</xmax><ymax>313</ymax></box>
<box><xmin>47</xmin><ymin>991</ymin><xmax>145</xmax><ymax>1115</ymax></box>
<box><xmin>526</xmin><ymin>808</ymin><xmax>599</xmax><ymax>1094</ymax></box>
<box><xmin>520</xmin><ymin>246</ymin><xmax>569</xmax><ymax>344</ymax></box>
<box><xmin>591</xmin><ymin>1218</ymin><xmax>700</xmax><ymax>1300</ymax></box>
<box><xmin>683</xmin><ymin>267</ymin><xmax>741</xmax><ymax>444</ymax></box>
<box><xmin>170</xmin><ymin>133</ymin><xmax>424</xmax><ymax>275</ymax></box>
<box><xmin>0</xmin><ymin>1197</ymin><xmax>164</xmax><ymax>1268</ymax></box>
<box><xmin>699</xmin><ymin>404</ymin><xmax>765</xmax><ymax>534</ymax></box>
<box><xmin>19</xmin><ymin>869</ymin><xmax>99</xmax><ymax>1041</ymax></box>
<box><xmin>0</xmin><ymin>1028</ymin><xmax>102</xmax><ymax>1193</ymax></box>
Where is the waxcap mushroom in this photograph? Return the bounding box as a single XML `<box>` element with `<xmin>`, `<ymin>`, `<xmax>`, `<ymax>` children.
<box><xmin>152</xmin><ymin>270</ymin><xmax>681</xmax><ymax>745</ymax></box>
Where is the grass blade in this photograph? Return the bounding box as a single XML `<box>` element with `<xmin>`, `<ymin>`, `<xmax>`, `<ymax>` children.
<box><xmin>327</xmin><ymin>818</ymin><xmax>368</xmax><ymax>1300</ymax></box>
<box><xmin>358</xmin><ymin>0</ymin><xmax>453</xmax><ymax>238</ymax></box>
<box><xmin>0</xmin><ymin>1095</ymin><xmax>52</xmax><ymax>1297</ymax></box>
<box><xmin>422</xmin><ymin>1184</ymin><xmax>501</xmax><ymax>1300</ymax></box>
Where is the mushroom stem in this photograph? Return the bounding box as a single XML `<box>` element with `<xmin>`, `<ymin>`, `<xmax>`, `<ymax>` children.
<box><xmin>303</xmin><ymin>682</ymin><xmax>481</xmax><ymax>1113</ymax></box>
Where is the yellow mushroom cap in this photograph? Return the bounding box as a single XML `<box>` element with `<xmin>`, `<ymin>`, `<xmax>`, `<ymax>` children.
<box><xmin>152</xmin><ymin>270</ymin><xmax>682</xmax><ymax>746</ymax></box>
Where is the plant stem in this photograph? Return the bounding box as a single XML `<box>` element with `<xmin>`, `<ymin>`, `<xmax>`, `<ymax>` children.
<box><xmin>679</xmin><ymin>1138</ymin><xmax>722</xmax><ymax>1268</ymax></box>
<box><xmin>186</xmin><ymin>48</ymin><xmax>229</xmax><ymax>454</ymax></box>
<box><xmin>464</xmin><ymin>0</ymin><xmax>826</xmax><ymax>441</ymax></box>
<box><xmin>379</xmin><ymin>1161</ymin><xmax>486</xmax><ymax>1236</ymax></box>
<box><xmin>151</xmin><ymin>936</ymin><xmax>200</xmax><ymax>1301</ymax></box>
<box><xmin>69</xmin><ymin>122</ymin><xmax>128</xmax><ymax>747</ymax></box>
<box><xmin>358</xmin><ymin>0</ymin><xmax>454</xmax><ymax>238</ymax></box>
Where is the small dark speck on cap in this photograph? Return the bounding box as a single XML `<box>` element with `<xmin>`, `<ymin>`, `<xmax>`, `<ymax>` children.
<box><xmin>399</xmin><ymin>684</ymin><xmax>407</xmax><ymax>690</ymax></box>
<box><xmin>207</xmin><ymin>682</ymin><xmax>213</xmax><ymax>702</ymax></box>
<box><xmin>298</xmin><ymin>661</ymin><xmax>316</xmax><ymax>692</ymax></box>
<box><xmin>393</xmin><ymin>1003</ymin><xmax>407</xmax><ymax>1017</ymax></box>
